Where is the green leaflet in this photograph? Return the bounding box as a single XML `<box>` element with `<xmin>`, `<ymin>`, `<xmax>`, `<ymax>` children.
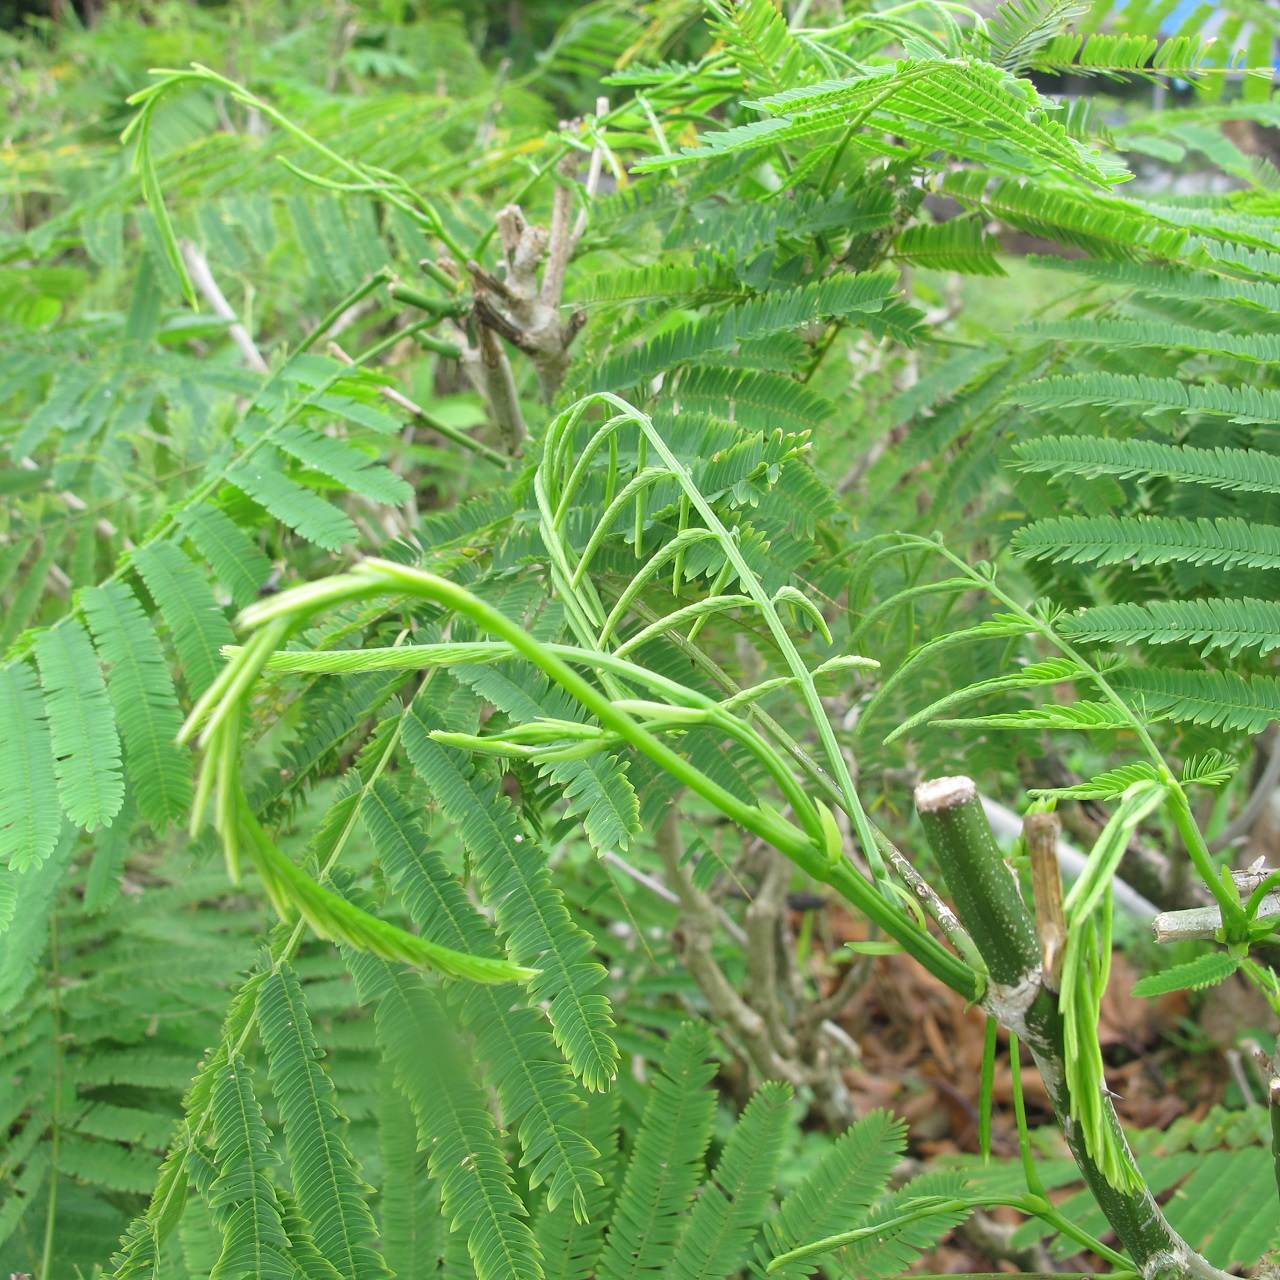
<box><xmin>273</xmin><ymin>423</ymin><xmax>412</xmax><ymax>506</ymax></box>
<box><xmin>377</xmin><ymin>1063</ymin><xmax>441</xmax><ymax>1279</ymax></box>
<box><xmin>668</xmin><ymin>1079</ymin><xmax>791</xmax><ymax>1280</ymax></box>
<box><xmin>82</xmin><ymin>581</ymin><xmax>192</xmax><ymax>826</ymax></box>
<box><xmin>456</xmin><ymin>663</ymin><xmax>640</xmax><ymax>856</ymax></box>
<box><xmin>131</xmin><ymin>541</ymin><xmax>235</xmax><ymax>697</ymax></box>
<box><xmin>1013</xmin><ymin>514</ymin><xmax>1280</xmax><ymax>571</ymax></box>
<box><xmin>257</xmin><ymin>965</ymin><xmax>388</xmax><ymax>1280</ymax></box>
<box><xmin>371</xmin><ymin>965</ymin><xmax>543</xmax><ymax>1280</ymax></box>
<box><xmin>401</xmin><ymin>699</ymin><xmax>619</xmax><ymax>1091</ymax></box>
<box><xmin>1111</xmin><ymin>667</ymin><xmax>1280</xmax><ymax>734</ymax></box>
<box><xmin>586</xmin><ymin>273</ymin><xmax>900</xmax><ymax>394</ymax></box>
<box><xmin>894</xmin><ymin>218</ymin><xmax>1006</xmax><ymax>276</ymax></box>
<box><xmin>1132</xmin><ymin>952</ymin><xmax>1241</xmax><ymax>997</ymax></box>
<box><xmin>596</xmin><ymin>1023</ymin><xmax>718</xmax><ymax>1280</ymax></box>
<box><xmin>205</xmin><ymin>1053</ymin><xmax>296</xmax><ymax>1280</ymax></box>
<box><xmin>1059</xmin><ymin>598</ymin><xmax>1280</xmax><ymax>658</ymax></box>
<box><xmin>177</xmin><ymin>504</ymin><xmax>273</xmax><ymax>608</ymax></box>
<box><xmin>1012</xmin><ymin>434</ymin><xmax>1280</xmax><ymax>496</ymax></box>
<box><xmin>0</xmin><ymin>661</ymin><xmax>60</xmax><ymax>870</ymax></box>
<box><xmin>1012</xmin><ymin>372</ymin><xmax>1280</xmax><ymax>423</ymax></box>
<box><xmin>758</xmin><ymin>1109</ymin><xmax>908</xmax><ymax>1280</ymax></box>
<box><xmin>34</xmin><ymin>619</ymin><xmax>124</xmax><ymax>832</ymax></box>
<box><xmin>533</xmin><ymin>1092</ymin><xmax>620</xmax><ymax>1280</ymax></box>
<box><xmin>1023</xmin><ymin>316</ymin><xmax>1280</xmax><ymax>362</ymax></box>
<box><xmin>672</xmin><ymin>366</ymin><xmax>835</xmax><ymax>434</ymax></box>
<box><xmin>361</xmin><ymin>776</ymin><xmax>602</xmax><ymax>1218</ymax></box>
<box><xmin>227</xmin><ymin>445</ymin><xmax>358</xmax><ymax>551</ymax></box>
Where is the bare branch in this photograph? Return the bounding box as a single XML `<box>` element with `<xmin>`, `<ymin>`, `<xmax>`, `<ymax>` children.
<box><xmin>179</xmin><ymin>239</ymin><xmax>268</xmax><ymax>373</ymax></box>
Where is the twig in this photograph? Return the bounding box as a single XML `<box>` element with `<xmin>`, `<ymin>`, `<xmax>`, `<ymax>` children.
<box><xmin>655</xmin><ymin>808</ymin><xmax>806</xmax><ymax>1089</ymax></box>
<box><xmin>178</xmin><ymin>239</ymin><xmax>269</xmax><ymax>373</ymax></box>
<box><xmin>982</xmin><ymin>794</ymin><xmax>1159</xmax><ymax>920</ymax></box>
<box><xmin>326</xmin><ymin>341</ymin><xmax>508</xmax><ymax>466</ymax></box>
<box><xmin>571</xmin><ymin>95</ymin><xmax>609</xmax><ymax>247</ymax></box>
<box><xmin>1025</xmin><ymin>810</ymin><xmax>1066</xmax><ymax>992</ymax></box>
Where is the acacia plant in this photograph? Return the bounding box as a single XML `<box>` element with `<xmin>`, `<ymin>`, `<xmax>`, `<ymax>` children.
<box><xmin>4</xmin><ymin>0</ymin><xmax>1280</xmax><ymax>1277</ymax></box>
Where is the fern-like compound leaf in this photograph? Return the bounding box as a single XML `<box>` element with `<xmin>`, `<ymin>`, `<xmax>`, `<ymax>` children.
<box><xmin>131</xmin><ymin>541</ymin><xmax>235</xmax><ymax>696</ymax></box>
<box><xmin>457</xmin><ymin>664</ymin><xmax>640</xmax><ymax>856</ymax></box>
<box><xmin>934</xmin><ymin>699</ymin><xmax>1132</xmax><ymax>731</ymax></box>
<box><xmin>0</xmin><ymin>661</ymin><xmax>60</xmax><ymax>870</ymax></box>
<box><xmin>1013</xmin><ymin>372</ymin><xmax>1280</xmax><ymax>423</ymax></box>
<box><xmin>362</xmin><ymin>776</ymin><xmax>602</xmax><ymax>1217</ymax></box>
<box><xmin>257</xmin><ymin>964</ymin><xmax>388</xmax><ymax>1280</ymax></box>
<box><xmin>1111</xmin><ymin>667</ymin><xmax>1280</xmax><ymax>734</ymax></box>
<box><xmin>1013</xmin><ymin>514</ymin><xmax>1280</xmax><ymax>571</ymax></box>
<box><xmin>227</xmin><ymin>445</ymin><xmax>357</xmax><ymax>551</ymax></box>
<box><xmin>33</xmin><ymin>619</ymin><xmax>124</xmax><ymax>831</ymax></box>
<box><xmin>1012</xmin><ymin>434</ymin><xmax>1280</xmax><ymax>495</ymax></box>
<box><xmin>402</xmin><ymin>701</ymin><xmax>618</xmax><ymax>1090</ymax></box>
<box><xmin>596</xmin><ymin>1022</ymin><xmax>718</xmax><ymax>1280</ymax></box>
<box><xmin>370</xmin><ymin>965</ymin><xmax>544</xmax><ymax>1280</ymax></box>
<box><xmin>377</xmin><ymin>1063</ymin><xmax>441</xmax><ymax>1279</ymax></box>
<box><xmin>1132</xmin><ymin>952</ymin><xmax>1240</xmax><ymax>997</ymax></box>
<box><xmin>669</xmin><ymin>1079</ymin><xmax>792</xmax><ymax>1280</ymax></box>
<box><xmin>205</xmin><ymin>1053</ymin><xmax>296</xmax><ymax>1280</ymax></box>
<box><xmin>1029</xmin><ymin>762</ymin><xmax>1160</xmax><ymax>800</ymax></box>
<box><xmin>274</xmin><ymin>423</ymin><xmax>412</xmax><ymax>506</ymax></box>
<box><xmin>82</xmin><ymin>581</ymin><xmax>192</xmax><ymax>826</ymax></box>
<box><xmin>1059</xmin><ymin>598</ymin><xmax>1280</xmax><ymax>657</ymax></box>
<box><xmin>177</xmin><ymin>503</ymin><xmax>274</xmax><ymax>608</ymax></box>
<box><xmin>759</xmin><ymin>1109</ymin><xmax>908</xmax><ymax>1280</ymax></box>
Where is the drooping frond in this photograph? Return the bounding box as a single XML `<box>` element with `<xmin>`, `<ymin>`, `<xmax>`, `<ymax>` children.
<box><xmin>81</xmin><ymin>581</ymin><xmax>192</xmax><ymax>826</ymax></box>
<box><xmin>596</xmin><ymin>1022</ymin><xmax>718</xmax><ymax>1280</ymax></box>
<box><xmin>1012</xmin><ymin>514</ymin><xmax>1280</xmax><ymax>570</ymax></box>
<box><xmin>1012</xmin><ymin>434</ymin><xmax>1280</xmax><ymax>495</ymax></box>
<box><xmin>0</xmin><ymin>661</ymin><xmax>60</xmax><ymax>870</ymax></box>
<box><xmin>534</xmin><ymin>1092</ymin><xmax>620</xmax><ymax>1280</ymax></box>
<box><xmin>204</xmin><ymin>1053</ymin><xmax>296</xmax><ymax>1280</ymax></box>
<box><xmin>757</xmin><ymin>1109</ymin><xmax>908</xmax><ymax>1280</ymax></box>
<box><xmin>131</xmin><ymin>541</ymin><xmax>234</xmax><ymax>697</ymax></box>
<box><xmin>1058</xmin><ymin>598</ymin><xmax>1280</xmax><ymax>657</ymax></box>
<box><xmin>401</xmin><ymin>699</ymin><xmax>618</xmax><ymax>1091</ymax></box>
<box><xmin>377</xmin><ymin>1062</ymin><xmax>442</xmax><ymax>1278</ymax></box>
<box><xmin>369</xmin><ymin>964</ymin><xmax>544</xmax><ymax>1280</ymax></box>
<box><xmin>33</xmin><ymin>620</ymin><xmax>124</xmax><ymax>832</ymax></box>
<box><xmin>256</xmin><ymin>964</ymin><xmax>388</xmax><ymax>1280</ymax></box>
<box><xmin>361</xmin><ymin>775</ymin><xmax>602</xmax><ymax>1217</ymax></box>
<box><xmin>668</xmin><ymin>1079</ymin><xmax>791</xmax><ymax>1280</ymax></box>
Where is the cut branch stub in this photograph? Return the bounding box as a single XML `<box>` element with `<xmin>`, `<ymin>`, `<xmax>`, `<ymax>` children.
<box><xmin>915</xmin><ymin>776</ymin><xmax>1040</xmax><ymax>988</ymax></box>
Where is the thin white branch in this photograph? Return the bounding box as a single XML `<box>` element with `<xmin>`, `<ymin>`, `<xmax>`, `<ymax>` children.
<box><xmin>179</xmin><ymin>239</ymin><xmax>268</xmax><ymax>373</ymax></box>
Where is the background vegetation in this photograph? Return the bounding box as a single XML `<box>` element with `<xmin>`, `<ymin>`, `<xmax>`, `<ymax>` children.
<box><xmin>4</xmin><ymin>0</ymin><xmax>1280</xmax><ymax>1277</ymax></box>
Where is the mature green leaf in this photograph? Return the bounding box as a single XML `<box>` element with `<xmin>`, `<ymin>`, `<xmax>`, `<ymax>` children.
<box><xmin>82</xmin><ymin>582</ymin><xmax>192</xmax><ymax>826</ymax></box>
<box><xmin>34</xmin><ymin>620</ymin><xmax>124</xmax><ymax>831</ymax></box>
<box><xmin>0</xmin><ymin>661</ymin><xmax>60</xmax><ymax>870</ymax></box>
<box><xmin>131</xmin><ymin>541</ymin><xmax>235</xmax><ymax>697</ymax></box>
<box><xmin>257</xmin><ymin>965</ymin><xmax>388</xmax><ymax>1280</ymax></box>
